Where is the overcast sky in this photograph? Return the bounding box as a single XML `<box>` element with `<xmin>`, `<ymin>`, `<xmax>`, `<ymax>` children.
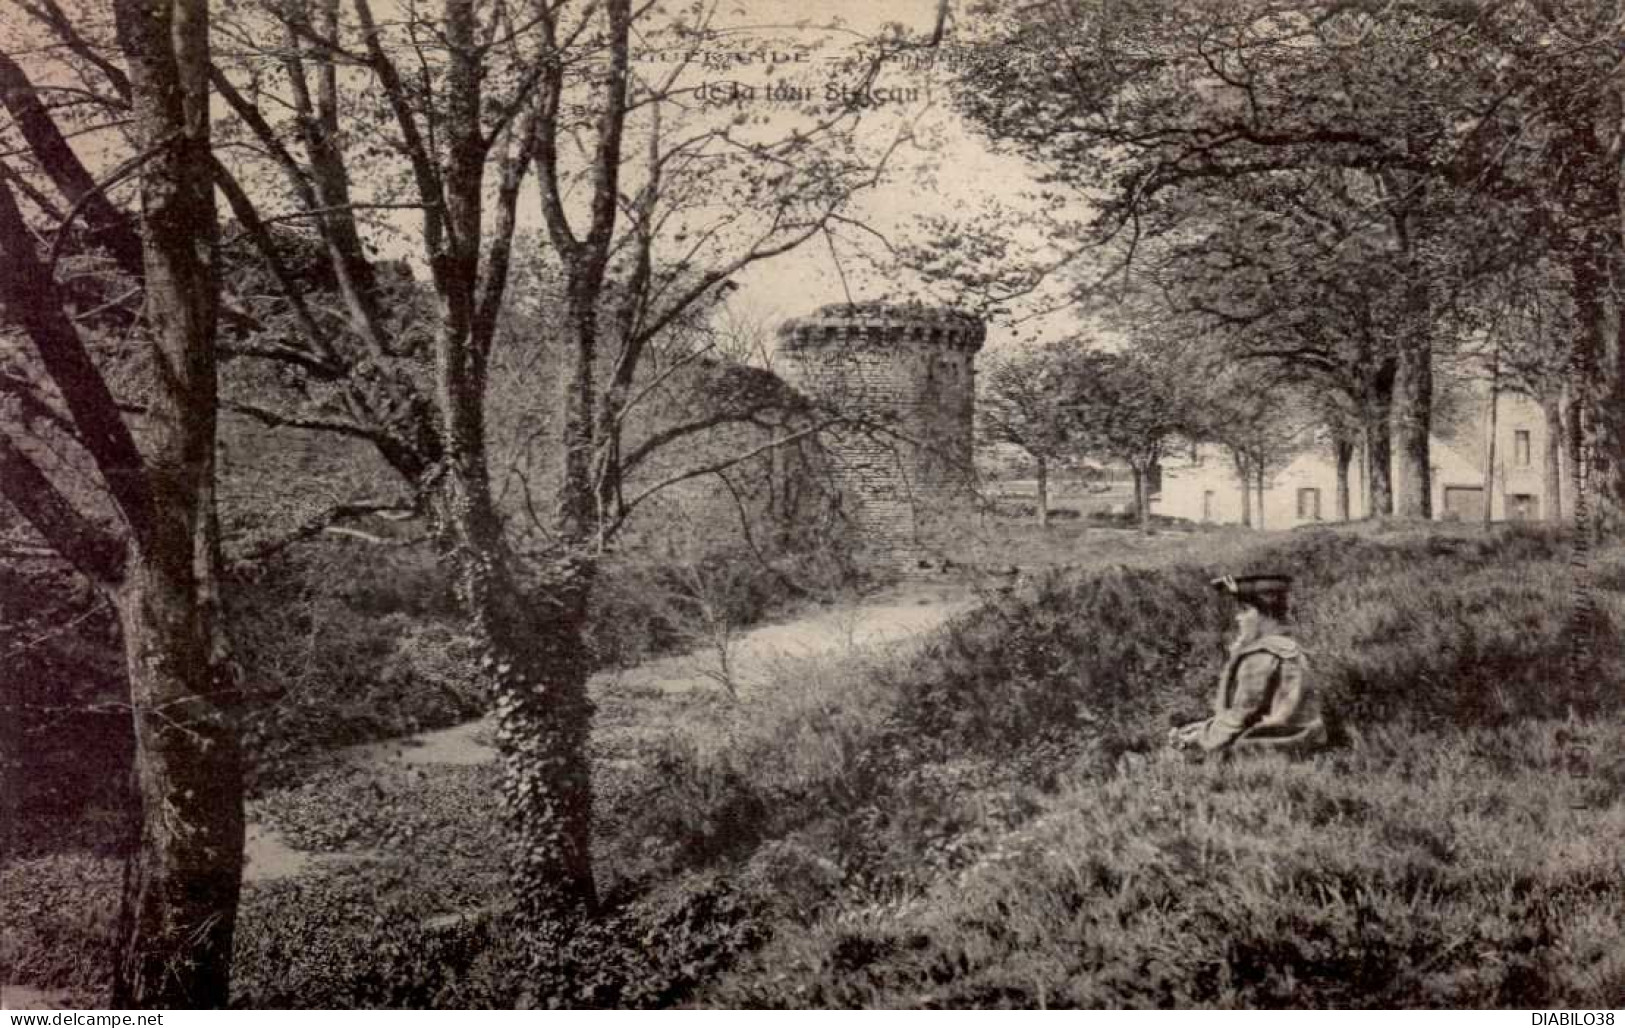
<box><xmin>692</xmin><ymin>1</ymin><xmax>1093</xmax><ymax>359</ymax></box>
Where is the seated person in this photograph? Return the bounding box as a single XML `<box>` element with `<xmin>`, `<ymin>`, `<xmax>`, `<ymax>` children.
<box><xmin>1168</xmin><ymin>573</ymin><xmax>1326</xmax><ymax>757</ymax></box>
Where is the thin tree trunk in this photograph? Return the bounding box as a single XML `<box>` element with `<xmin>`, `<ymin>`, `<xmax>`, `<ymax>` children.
<box><xmin>1334</xmin><ymin>436</ymin><xmax>1353</xmax><ymax>522</ymax></box>
<box><xmin>1131</xmin><ymin>464</ymin><xmax>1149</xmax><ymax>533</ymax></box>
<box><xmin>1365</xmin><ymin>360</ymin><xmax>1396</xmax><ymax>517</ymax></box>
<box><xmin>1035</xmin><ymin>455</ymin><xmax>1049</xmax><ymax>529</ymax></box>
<box><xmin>1484</xmin><ymin>361</ymin><xmax>1500</xmax><ymax>528</ymax></box>
<box><xmin>1367</xmin><ymin>410</ymin><xmax>1394</xmax><ymax>517</ymax></box>
<box><xmin>1570</xmin><ymin>247</ymin><xmax>1609</xmax><ymax>541</ymax></box>
<box><xmin>1545</xmin><ymin>392</ymin><xmax>1566</xmax><ymax>523</ymax></box>
<box><xmin>1232</xmin><ymin>450</ymin><xmax>1252</xmax><ymax>528</ymax></box>
<box><xmin>1255</xmin><ymin>462</ymin><xmax>1266</xmax><ymax>530</ymax></box>
<box><xmin>1609</xmin><ymin>75</ymin><xmax>1625</xmax><ymax>537</ymax></box>
<box><xmin>1563</xmin><ymin>384</ymin><xmax>1582</xmax><ymax>523</ymax></box>
<box><xmin>282</xmin><ymin>0</ymin><xmax>392</xmax><ymax>354</ymax></box>
<box><xmin>1565</xmin><ymin>243</ymin><xmax>1603</xmax><ymax>692</ymax></box>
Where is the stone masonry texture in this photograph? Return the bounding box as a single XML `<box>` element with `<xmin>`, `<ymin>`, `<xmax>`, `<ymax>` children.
<box><xmin>776</xmin><ymin>303</ymin><xmax>985</xmax><ymax>568</ymax></box>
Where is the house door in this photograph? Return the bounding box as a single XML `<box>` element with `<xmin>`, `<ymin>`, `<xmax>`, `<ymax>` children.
<box><xmin>1442</xmin><ymin>486</ymin><xmax>1486</xmax><ymax>522</ymax></box>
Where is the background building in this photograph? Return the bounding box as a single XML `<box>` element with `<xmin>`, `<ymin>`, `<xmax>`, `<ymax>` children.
<box><xmin>1155</xmin><ymin>393</ymin><xmax>1558</xmax><ymax>527</ymax></box>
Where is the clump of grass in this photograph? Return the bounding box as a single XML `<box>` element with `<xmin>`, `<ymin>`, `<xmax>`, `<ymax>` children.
<box><xmin>892</xmin><ymin>565</ymin><xmax>1220</xmax><ymax>763</ymax></box>
<box><xmin>913</xmin><ymin>526</ymin><xmax>1595</xmax><ymax>753</ymax></box>
<box><xmin>595</xmin><ymin>644</ymin><xmax>907</xmax><ymax>889</ymax></box>
<box><xmin>703</xmin><ymin>720</ymin><xmax>1625</xmax><ymax>1008</ymax></box>
<box><xmin>1246</xmin><ymin>527</ymin><xmax>1611</xmax><ymax>728</ymax></box>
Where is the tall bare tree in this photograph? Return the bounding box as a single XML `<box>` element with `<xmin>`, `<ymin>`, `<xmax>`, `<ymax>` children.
<box><xmin>207</xmin><ymin>0</ymin><xmax>918</xmax><ymax>920</ymax></box>
<box><xmin>0</xmin><ymin>0</ymin><xmax>240</xmax><ymax>1005</ymax></box>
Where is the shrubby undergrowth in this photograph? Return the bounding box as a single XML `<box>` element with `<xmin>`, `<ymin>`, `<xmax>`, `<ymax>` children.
<box><xmin>2</xmin><ymin>559</ymin><xmax>131</xmax><ymax>859</ymax></box>
<box><xmin>233</xmin><ymin>544</ymin><xmax>483</xmax><ymax>788</ymax></box>
<box><xmin>629</xmin><ymin>526</ymin><xmax>1625</xmax><ymax>1007</ymax></box>
<box><xmin>706</xmin><ymin>720</ymin><xmax>1625</xmax><ymax>1008</ymax></box>
<box><xmin>6</xmin><ymin>524</ymin><xmax>863</xmax><ymax>1003</ymax></box>
<box><xmin>228</xmin><ymin>524</ymin><xmax>1625</xmax><ymax>1008</ymax></box>
<box><xmin>234</xmin><ymin>533</ymin><xmax>863</xmax><ymax>789</ymax></box>
<box><xmin>18</xmin><ymin>525</ymin><xmax>1625</xmax><ymax>1007</ymax></box>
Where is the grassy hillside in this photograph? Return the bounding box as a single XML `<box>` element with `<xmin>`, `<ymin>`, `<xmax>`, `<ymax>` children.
<box><xmin>691</xmin><ymin>526</ymin><xmax>1625</xmax><ymax>1008</ymax></box>
<box><xmin>224</xmin><ymin>524</ymin><xmax>1625</xmax><ymax>1008</ymax></box>
<box><xmin>9</xmin><ymin>523</ymin><xmax>1624</xmax><ymax>1007</ymax></box>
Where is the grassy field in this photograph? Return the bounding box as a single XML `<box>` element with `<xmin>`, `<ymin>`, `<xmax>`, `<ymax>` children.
<box><xmin>6</xmin><ymin>521</ymin><xmax>1624</xmax><ymax>1008</ymax></box>
<box><xmin>705</xmin><ymin>718</ymin><xmax>1625</xmax><ymax>1007</ymax></box>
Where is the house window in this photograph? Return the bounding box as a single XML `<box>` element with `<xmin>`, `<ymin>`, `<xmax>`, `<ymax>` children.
<box><xmin>1202</xmin><ymin>490</ymin><xmax>1215</xmax><ymax>522</ymax></box>
<box><xmin>1297</xmin><ymin>487</ymin><xmax>1321</xmax><ymax>521</ymax></box>
<box><xmin>1514</xmin><ymin>429</ymin><xmax>1531</xmax><ymax>467</ymax></box>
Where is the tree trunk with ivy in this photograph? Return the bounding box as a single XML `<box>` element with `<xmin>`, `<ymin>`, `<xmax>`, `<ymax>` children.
<box><xmin>1128</xmin><ymin>455</ymin><xmax>1159</xmax><ymax>534</ymax></box>
<box><xmin>427</xmin><ymin>272</ymin><xmax>600</xmax><ymax>920</ymax></box>
<box><xmin>1573</xmin><ymin>247</ymin><xmax>1625</xmax><ymax>538</ymax></box>
<box><xmin>1391</xmin><ymin>333</ymin><xmax>1433</xmax><ymax>520</ymax></box>
<box><xmin>414</xmin><ymin>0</ymin><xmax>601</xmax><ymax>922</ymax></box>
<box><xmin>429</xmin><ymin>449</ymin><xmax>598</xmax><ymax>920</ymax></box>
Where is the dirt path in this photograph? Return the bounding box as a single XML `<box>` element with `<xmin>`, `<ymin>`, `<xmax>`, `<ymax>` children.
<box><xmin>242</xmin><ymin>583</ymin><xmax>977</xmax><ymax>885</ymax></box>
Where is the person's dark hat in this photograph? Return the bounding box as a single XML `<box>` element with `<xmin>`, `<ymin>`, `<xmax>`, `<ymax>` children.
<box><xmin>1210</xmin><ymin>574</ymin><xmax>1293</xmax><ymax>607</ymax></box>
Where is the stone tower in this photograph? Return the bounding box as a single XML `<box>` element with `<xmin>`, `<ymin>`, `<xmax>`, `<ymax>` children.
<box><xmin>776</xmin><ymin>302</ymin><xmax>985</xmax><ymax>565</ymax></box>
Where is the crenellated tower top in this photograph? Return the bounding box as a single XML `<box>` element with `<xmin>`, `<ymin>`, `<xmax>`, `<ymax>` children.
<box><xmin>776</xmin><ymin>302</ymin><xmax>986</xmax><ymax>353</ymax></box>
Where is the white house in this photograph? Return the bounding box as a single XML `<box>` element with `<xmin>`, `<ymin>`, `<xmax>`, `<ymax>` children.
<box><xmin>1154</xmin><ymin>392</ymin><xmax>1557</xmax><ymax>528</ymax></box>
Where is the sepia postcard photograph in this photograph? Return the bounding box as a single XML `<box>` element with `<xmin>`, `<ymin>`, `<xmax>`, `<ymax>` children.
<box><xmin>2</xmin><ymin>0</ymin><xmax>1624</xmax><ymax>1012</ymax></box>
